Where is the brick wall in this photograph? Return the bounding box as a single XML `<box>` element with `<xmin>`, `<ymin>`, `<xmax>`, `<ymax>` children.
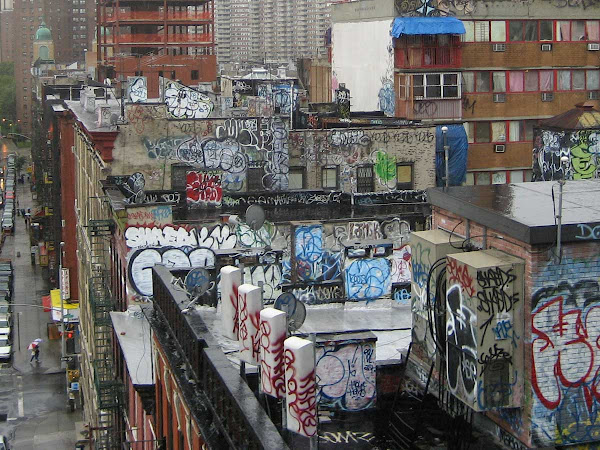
<box><xmin>432</xmin><ymin>206</ymin><xmax>600</xmax><ymax>447</ymax></box>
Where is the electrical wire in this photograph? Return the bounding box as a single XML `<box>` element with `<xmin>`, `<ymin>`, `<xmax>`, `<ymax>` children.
<box><xmin>448</xmin><ymin>220</ymin><xmax>464</xmax><ymax>249</ymax></box>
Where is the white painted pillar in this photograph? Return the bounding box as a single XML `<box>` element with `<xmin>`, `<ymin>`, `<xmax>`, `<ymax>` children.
<box><xmin>220</xmin><ymin>265</ymin><xmax>242</xmax><ymax>340</ymax></box>
<box><xmin>284</xmin><ymin>336</ymin><xmax>317</xmax><ymax>437</ymax></box>
<box><xmin>238</xmin><ymin>283</ymin><xmax>262</xmax><ymax>365</ymax></box>
<box><xmin>260</xmin><ymin>308</ymin><xmax>287</xmax><ymax>399</ymax></box>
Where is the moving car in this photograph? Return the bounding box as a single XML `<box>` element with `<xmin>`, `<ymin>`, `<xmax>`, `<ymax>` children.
<box><xmin>0</xmin><ymin>334</ymin><xmax>11</xmax><ymax>361</ymax></box>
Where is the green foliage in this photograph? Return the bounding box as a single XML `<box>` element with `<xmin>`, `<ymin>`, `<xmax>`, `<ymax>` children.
<box><xmin>15</xmin><ymin>155</ymin><xmax>27</xmax><ymax>172</ymax></box>
<box><xmin>375</xmin><ymin>150</ymin><xmax>396</xmax><ymax>183</ymax></box>
<box><xmin>0</xmin><ymin>62</ymin><xmax>15</xmax><ymax>123</ymax></box>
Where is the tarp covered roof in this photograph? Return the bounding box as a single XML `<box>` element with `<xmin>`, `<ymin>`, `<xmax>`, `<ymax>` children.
<box><xmin>540</xmin><ymin>102</ymin><xmax>600</xmax><ymax>130</ymax></box>
<box><xmin>391</xmin><ymin>17</ymin><xmax>466</xmax><ymax>37</ymax></box>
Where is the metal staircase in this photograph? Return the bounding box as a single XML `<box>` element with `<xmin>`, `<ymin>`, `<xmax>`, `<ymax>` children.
<box><xmin>87</xmin><ymin>219</ymin><xmax>122</xmax><ymax>449</ymax></box>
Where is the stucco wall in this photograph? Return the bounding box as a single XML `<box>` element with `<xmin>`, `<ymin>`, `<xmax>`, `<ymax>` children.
<box><xmin>331</xmin><ymin>20</ymin><xmax>394</xmax><ymax>114</ymax></box>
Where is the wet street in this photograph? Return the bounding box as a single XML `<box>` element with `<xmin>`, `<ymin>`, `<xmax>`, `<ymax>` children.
<box><xmin>0</xmin><ymin>139</ymin><xmax>85</xmax><ymax>449</ymax></box>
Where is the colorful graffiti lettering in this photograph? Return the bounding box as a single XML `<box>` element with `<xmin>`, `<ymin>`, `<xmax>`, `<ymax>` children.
<box><xmin>345</xmin><ymin>259</ymin><xmax>391</xmax><ymax>301</ymax></box>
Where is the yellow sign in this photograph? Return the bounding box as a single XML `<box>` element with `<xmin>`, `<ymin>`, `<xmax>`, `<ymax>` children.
<box><xmin>50</xmin><ymin>289</ymin><xmax>79</xmax><ymax>309</ymax></box>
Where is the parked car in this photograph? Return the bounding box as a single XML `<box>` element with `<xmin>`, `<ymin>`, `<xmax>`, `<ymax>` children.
<box><xmin>0</xmin><ymin>315</ymin><xmax>10</xmax><ymax>335</ymax></box>
<box><xmin>0</xmin><ymin>434</ymin><xmax>8</xmax><ymax>449</ymax></box>
<box><xmin>0</xmin><ymin>334</ymin><xmax>11</xmax><ymax>361</ymax></box>
<box><xmin>0</xmin><ymin>302</ymin><xmax>9</xmax><ymax>314</ymax></box>
<box><xmin>2</xmin><ymin>219</ymin><xmax>13</xmax><ymax>234</ymax></box>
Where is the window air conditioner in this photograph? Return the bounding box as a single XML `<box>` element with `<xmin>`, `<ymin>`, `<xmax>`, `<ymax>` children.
<box><xmin>493</xmin><ymin>93</ymin><xmax>506</xmax><ymax>103</ymax></box>
<box><xmin>494</xmin><ymin>144</ymin><xmax>506</xmax><ymax>153</ymax></box>
<box><xmin>492</xmin><ymin>43</ymin><xmax>506</xmax><ymax>52</ymax></box>
<box><xmin>541</xmin><ymin>92</ymin><xmax>554</xmax><ymax>101</ymax></box>
<box><xmin>541</xmin><ymin>43</ymin><xmax>552</xmax><ymax>51</ymax></box>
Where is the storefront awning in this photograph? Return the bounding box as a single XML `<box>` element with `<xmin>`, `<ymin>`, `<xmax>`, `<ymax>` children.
<box><xmin>391</xmin><ymin>17</ymin><xmax>466</xmax><ymax>37</ymax></box>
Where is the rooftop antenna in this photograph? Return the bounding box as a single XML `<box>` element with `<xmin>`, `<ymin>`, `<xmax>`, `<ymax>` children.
<box><xmin>181</xmin><ymin>268</ymin><xmax>211</xmax><ymax>313</ymax></box>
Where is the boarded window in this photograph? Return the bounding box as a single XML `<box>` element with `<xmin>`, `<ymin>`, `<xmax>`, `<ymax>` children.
<box><xmin>356</xmin><ymin>165</ymin><xmax>374</xmax><ymax>193</ymax></box>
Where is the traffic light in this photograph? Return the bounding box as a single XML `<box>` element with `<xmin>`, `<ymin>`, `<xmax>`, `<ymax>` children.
<box><xmin>65</xmin><ymin>325</ymin><xmax>76</xmax><ymax>354</ymax></box>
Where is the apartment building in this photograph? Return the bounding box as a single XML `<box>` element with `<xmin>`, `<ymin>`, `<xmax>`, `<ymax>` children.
<box><xmin>0</xmin><ymin>0</ymin><xmax>14</xmax><ymax>63</ymax></box>
<box><xmin>11</xmin><ymin>0</ymin><xmax>94</xmax><ymax>134</ymax></box>
<box><xmin>331</xmin><ymin>0</ymin><xmax>600</xmax><ymax>185</ymax></box>
<box><xmin>96</xmin><ymin>0</ymin><xmax>217</xmax><ymax>96</ymax></box>
<box><xmin>215</xmin><ymin>0</ymin><xmax>342</xmax><ymax>68</ymax></box>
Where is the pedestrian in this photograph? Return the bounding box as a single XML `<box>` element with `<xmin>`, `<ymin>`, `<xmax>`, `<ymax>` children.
<box><xmin>30</xmin><ymin>346</ymin><xmax>40</xmax><ymax>362</ymax></box>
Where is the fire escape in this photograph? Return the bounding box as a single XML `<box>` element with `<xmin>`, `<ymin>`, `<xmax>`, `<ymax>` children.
<box><xmin>88</xmin><ymin>218</ymin><xmax>122</xmax><ymax>449</ymax></box>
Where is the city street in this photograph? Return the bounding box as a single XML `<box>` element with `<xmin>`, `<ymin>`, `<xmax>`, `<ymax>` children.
<box><xmin>0</xmin><ymin>138</ymin><xmax>85</xmax><ymax>449</ymax></box>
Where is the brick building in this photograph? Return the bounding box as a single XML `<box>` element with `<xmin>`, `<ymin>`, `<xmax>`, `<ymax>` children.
<box><xmin>0</xmin><ymin>0</ymin><xmax>14</xmax><ymax>63</ymax></box>
<box><xmin>331</xmin><ymin>0</ymin><xmax>600</xmax><ymax>186</ymax></box>
<box><xmin>409</xmin><ymin>180</ymin><xmax>600</xmax><ymax>447</ymax></box>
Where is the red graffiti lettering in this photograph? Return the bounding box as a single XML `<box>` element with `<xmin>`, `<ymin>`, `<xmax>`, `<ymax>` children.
<box><xmin>447</xmin><ymin>258</ymin><xmax>476</xmax><ymax>297</ymax></box>
<box><xmin>186</xmin><ymin>171</ymin><xmax>223</xmax><ymax>206</ymax></box>
<box><xmin>285</xmin><ymin>349</ymin><xmax>317</xmax><ymax>437</ymax></box>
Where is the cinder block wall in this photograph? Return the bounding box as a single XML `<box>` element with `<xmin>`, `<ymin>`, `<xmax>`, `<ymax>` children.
<box><xmin>432</xmin><ymin>206</ymin><xmax>600</xmax><ymax>448</ymax></box>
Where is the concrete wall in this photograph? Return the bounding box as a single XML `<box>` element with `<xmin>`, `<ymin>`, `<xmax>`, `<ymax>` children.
<box><xmin>331</xmin><ymin>20</ymin><xmax>394</xmax><ymax>114</ymax></box>
<box><xmin>431</xmin><ymin>206</ymin><xmax>600</xmax><ymax>448</ymax></box>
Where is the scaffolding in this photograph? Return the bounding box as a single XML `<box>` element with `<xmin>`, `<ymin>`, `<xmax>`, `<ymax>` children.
<box><xmin>88</xmin><ymin>218</ymin><xmax>122</xmax><ymax>449</ymax></box>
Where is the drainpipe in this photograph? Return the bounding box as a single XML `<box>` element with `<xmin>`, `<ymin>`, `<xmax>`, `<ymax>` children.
<box><xmin>441</xmin><ymin>126</ymin><xmax>449</xmax><ymax>189</ymax></box>
<box><xmin>556</xmin><ymin>155</ymin><xmax>569</xmax><ymax>263</ymax></box>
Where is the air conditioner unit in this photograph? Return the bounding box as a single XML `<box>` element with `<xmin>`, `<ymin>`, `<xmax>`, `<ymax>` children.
<box><xmin>541</xmin><ymin>92</ymin><xmax>554</xmax><ymax>101</ymax></box>
<box><xmin>494</xmin><ymin>144</ymin><xmax>506</xmax><ymax>153</ymax></box>
<box><xmin>541</xmin><ymin>43</ymin><xmax>552</xmax><ymax>51</ymax></box>
<box><xmin>493</xmin><ymin>93</ymin><xmax>506</xmax><ymax>103</ymax></box>
<box><xmin>492</xmin><ymin>43</ymin><xmax>506</xmax><ymax>52</ymax></box>
<box><xmin>588</xmin><ymin>91</ymin><xmax>599</xmax><ymax>100</ymax></box>
<box><xmin>71</xmin><ymin>146</ymin><xmax>76</xmax><ymax>153</ymax></box>
<box><xmin>588</xmin><ymin>43</ymin><xmax>600</xmax><ymax>51</ymax></box>
<box><xmin>61</xmin><ymin>219</ymin><xmax>66</xmax><ymax>227</ymax></box>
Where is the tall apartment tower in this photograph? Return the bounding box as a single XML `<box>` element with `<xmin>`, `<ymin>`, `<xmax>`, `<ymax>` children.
<box><xmin>215</xmin><ymin>0</ymin><xmax>340</xmax><ymax>68</ymax></box>
<box><xmin>0</xmin><ymin>0</ymin><xmax>15</xmax><ymax>63</ymax></box>
<box><xmin>11</xmin><ymin>0</ymin><xmax>94</xmax><ymax>134</ymax></box>
<box><xmin>96</xmin><ymin>0</ymin><xmax>217</xmax><ymax>96</ymax></box>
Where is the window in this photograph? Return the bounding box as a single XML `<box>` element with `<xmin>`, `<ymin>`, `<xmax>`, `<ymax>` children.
<box><xmin>462</xmin><ymin>72</ymin><xmax>474</xmax><ymax>93</ymax></box>
<box><xmin>413</xmin><ymin>73</ymin><xmax>460</xmax><ymax>98</ymax></box>
<box><xmin>558</xmin><ymin>70</ymin><xmax>571</xmax><ymax>90</ymax></box>
<box><xmin>525</xmin><ymin>71</ymin><xmax>538</xmax><ymax>91</ymax></box>
<box><xmin>540</xmin><ymin>21</ymin><xmax>553</xmax><ymax>40</ymax></box>
<box><xmin>288</xmin><ymin>167</ymin><xmax>305</xmax><ymax>189</ymax></box>
<box><xmin>247</xmin><ymin>166</ymin><xmax>264</xmax><ymax>191</ymax></box>
<box><xmin>475</xmin><ymin>21</ymin><xmax>490</xmax><ymax>42</ymax></box>
<box><xmin>356</xmin><ymin>165</ymin><xmax>374</xmax><ymax>193</ymax></box>
<box><xmin>475</xmin><ymin>172</ymin><xmax>491</xmax><ymax>185</ymax></box>
<box><xmin>509</xmin><ymin>71</ymin><xmax>524</xmax><ymax>92</ymax></box>
<box><xmin>573</xmin><ymin>20</ymin><xmax>586</xmax><ymax>41</ymax></box>
<box><xmin>464</xmin><ymin>122</ymin><xmax>474</xmax><ymax>144</ymax></box>
<box><xmin>491</xmin><ymin>21</ymin><xmax>506</xmax><ymax>41</ymax></box>
<box><xmin>587</xmin><ymin>21</ymin><xmax>600</xmax><ymax>41</ymax></box>
<box><xmin>492</xmin><ymin>72</ymin><xmax>506</xmax><ymax>92</ymax></box>
<box><xmin>587</xmin><ymin>70</ymin><xmax>600</xmax><ymax>90</ymax></box>
<box><xmin>540</xmin><ymin>70</ymin><xmax>554</xmax><ymax>91</ymax></box>
<box><xmin>509</xmin><ymin>21</ymin><xmax>537</xmax><ymax>41</ymax></box>
<box><xmin>491</xmin><ymin>122</ymin><xmax>506</xmax><ymax>142</ymax></box>
<box><xmin>573</xmin><ymin>70</ymin><xmax>585</xmax><ymax>90</ymax></box>
<box><xmin>171</xmin><ymin>71</ymin><xmax>176</xmax><ymax>79</ymax></box>
<box><xmin>492</xmin><ymin>172</ymin><xmax>507</xmax><ymax>184</ymax></box>
<box><xmin>557</xmin><ymin>21</ymin><xmax>571</xmax><ymax>41</ymax></box>
<box><xmin>191</xmin><ymin>70</ymin><xmax>199</xmax><ymax>80</ymax></box>
<box><xmin>321</xmin><ymin>166</ymin><xmax>338</xmax><ymax>189</ymax></box>
<box><xmin>476</xmin><ymin>71</ymin><xmax>490</xmax><ymax>92</ymax></box>
<box><xmin>475</xmin><ymin>122</ymin><xmax>491</xmax><ymax>143</ymax></box>
<box><xmin>509</xmin><ymin>121</ymin><xmax>523</xmax><ymax>142</ymax></box>
<box><xmin>396</xmin><ymin>163</ymin><xmax>413</xmax><ymax>190</ymax></box>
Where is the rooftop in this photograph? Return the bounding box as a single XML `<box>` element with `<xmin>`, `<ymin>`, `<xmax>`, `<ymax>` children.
<box><xmin>428</xmin><ymin>180</ymin><xmax>600</xmax><ymax>244</ymax></box>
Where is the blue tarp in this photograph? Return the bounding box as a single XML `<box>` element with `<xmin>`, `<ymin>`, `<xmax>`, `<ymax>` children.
<box><xmin>435</xmin><ymin>125</ymin><xmax>468</xmax><ymax>187</ymax></box>
<box><xmin>391</xmin><ymin>17</ymin><xmax>466</xmax><ymax>37</ymax></box>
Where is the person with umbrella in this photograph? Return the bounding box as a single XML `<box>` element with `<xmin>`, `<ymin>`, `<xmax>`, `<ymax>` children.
<box><xmin>28</xmin><ymin>339</ymin><xmax>42</xmax><ymax>363</ymax></box>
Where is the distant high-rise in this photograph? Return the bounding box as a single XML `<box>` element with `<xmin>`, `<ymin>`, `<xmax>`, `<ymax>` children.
<box><xmin>215</xmin><ymin>0</ymin><xmax>341</xmax><ymax>68</ymax></box>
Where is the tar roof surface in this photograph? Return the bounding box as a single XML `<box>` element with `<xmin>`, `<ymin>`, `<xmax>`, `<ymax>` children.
<box><xmin>428</xmin><ymin>180</ymin><xmax>600</xmax><ymax>244</ymax></box>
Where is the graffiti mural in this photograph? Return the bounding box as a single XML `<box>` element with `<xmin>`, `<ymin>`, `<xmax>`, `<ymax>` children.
<box><xmin>163</xmin><ymin>79</ymin><xmax>214</xmax><ymax>119</ymax></box>
<box><xmin>345</xmin><ymin>258</ymin><xmax>391</xmax><ymax>300</ymax></box>
<box><xmin>316</xmin><ymin>339</ymin><xmax>376</xmax><ymax>411</ymax></box>
<box><xmin>295</xmin><ymin>225</ymin><xmax>324</xmax><ymax>282</ymax></box>
<box><xmin>532</xmin><ymin>129</ymin><xmax>600</xmax><ymax>181</ymax></box>
<box><xmin>127</xmin><ymin>76</ymin><xmax>148</xmax><ymax>103</ymax></box>
<box><xmin>531</xmin><ymin>277</ymin><xmax>600</xmax><ymax>446</ymax></box>
<box><xmin>186</xmin><ymin>171</ymin><xmax>223</xmax><ymax>207</ymax></box>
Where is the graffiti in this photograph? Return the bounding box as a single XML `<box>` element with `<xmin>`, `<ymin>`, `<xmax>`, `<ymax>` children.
<box><xmin>575</xmin><ymin>223</ymin><xmax>600</xmax><ymax>240</ymax></box>
<box><xmin>392</xmin><ymin>283</ymin><xmax>411</xmax><ymax>304</ymax></box>
<box><xmin>382</xmin><ymin>219</ymin><xmax>411</xmax><ymax>245</ymax></box>
<box><xmin>413</xmin><ymin>101</ymin><xmax>438</xmax><ymax>117</ymax></box>
<box><xmin>354</xmin><ymin>191</ymin><xmax>428</xmax><ymax>206</ymax></box>
<box><xmin>447</xmin><ymin>258</ymin><xmax>476</xmax><ymax>297</ymax></box>
<box><xmin>497</xmin><ymin>426</ymin><xmax>527</xmax><ymax>450</ymax></box>
<box><xmin>543</xmin><ymin>0</ymin><xmax>600</xmax><ymax>9</ymax></box>
<box><xmin>533</xmin><ymin>129</ymin><xmax>600</xmax><ymax>181</ymax></box>
<box><xmin>109</xmin><ymin>173</ymin><xmax>146</xmax><ymax>204</ymax></box>
<box><xmin>164</xmin><ymin>80</ymin><xmax>213</xmax><ymax>119</ymax></box>
<box><xmin>232</xmin><ymin>80</ymin><xmax>252</xmax><ymax>92</ymax></box>
<box><xmin>348</xmin><ymin>221</ymin><xmax>383</xmax><ymax>241</ymax></box>
<box><xmin>295</xmin><ymin>225</ymin><xmax>323</xmax><ymax>281</ymax></box>
<box><xmin>497</xmin><ymin>408</ymin><xmax>523</xmax><ymax>436</ymax></box>
<box><xmin>319</xmin><ymin>431</ymin><xmax>374</xmax><ymax>444</ymax></box>
<box><xmin>271</xmin><ymin>84</ymin><xmax>298</xmax><ymax>115</ymax></box>
<box><xmin>128</xmin><ymin>246</ymin><xmax>216</xmax><ymax>297</ymax></box>
<box><xmin>288</xmin><ymin>283</ymin><xmax>344</xmax><ymax>305</ymax></box>
<box><xmin>345</xmin><ymin>259</ymin><xmax>391</xmax><ymax>301</ymax></box>
<box><xmin>476</xmin><ymin>267</ymin><xmax>518</xmax><ymax>345</ymax></box>
<box><xmin>316</xmin><ymin>340</ymin><xmax>376</xmax><ymax>411</ymax></box>
<box><xmin>222</xmin><ymin>190</ymin><xmax>348</xmax><ymax>209</ymax></box>
<box><xmin>411</xmin><ymin>241</ymin><xmax>432</xmax><ymax>289</ymax></box>
<box><xmin>125</xmin><ymin>225</ymin><xmax>197</xmax><ymax>249</ymax></box>
<box><xmin>390</xmin><ymin>245</ymin><xmax>412</xmax><ymax>284</ymax></box>
<box><xmin>336</xmin><ymin>86</ymin><xmax>351</xmax><ymax>119</ymax></box>
<box><xmin>186</xmin><ymin>171</ymin><xmax>223</xmax><ymax>207</ymax></box>
<box><xmin>378</xmin><ymin>80</ymin><xmax>395</xmax><ymax>117</ymax></box>
<box><xmin>462</xmin><ymin>96</ymin><xmax>476</xmax><ymax>114</ymax></box>
<box><xmin>330</xmin><ymin>129</ymin><xmax>370</xmax><ymax>148</ymax></box>
<box><xmin>127</xmin><ymin>76</ymin><xmax>147</xmax><ymax>103</ymax></box>
<box><xmin>144</xmin><ymin>191</ymin><xmax>182</xmax><ymax>205</ymax></box>
<box><xmin>446</xmin><ymin>285</ymin><xmax>477</xmax><ymax>400</ymax></box>
<box><xmin>196</xmin><ymin>224</ymin><xmax>238</xmax><ymax>250</ymax></box>
<box><xmin>492</xmin><ymin>315</ymin><xmax>518</xmax><ymax>347</ymax></box>
<box><xmin>127</xmin><ymin>205</ymin><xmax>172</xmax><ymax>227</ymax></box>
<box><xmin>262</xmin><ymin>119</ymin><xmax>289</xmax><ymax>190</ymax></box>
<box><xmin>238</xmin><ymin>289</ymin><xmax>261</xmax><ymax>363</ymax></box>
<box><xmin>244</xmin><ymin>264</ymin><xmax>282</xmax><ymax>302</ymax></box>
<box><xmin>260</xmin><ymin>319</ymin><xmax>286</xmax><ymax>398</ymax></box>
<box><xmin>285</xmin><ymin>348</ymin><xmax>318</xmax><ymax>437</ymax></box>
<box><xmin>374</xmin><ymin>150</ymin><xmax>396</xmax><ymax>184</ymax></box>
<box><xmin>478</xmin><ymin>343</ymin><xmax>512</xmax><ymax>370</ymax></box>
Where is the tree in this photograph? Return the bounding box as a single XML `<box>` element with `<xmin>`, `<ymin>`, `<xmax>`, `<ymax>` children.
<box><xmin>15</xmin><ymin>155</ymin><xmax>27</xmax><ymax>174</ymax></box>
<box><xmin>0</xmin><ymin>62</ymin><xmax>16</xmax><ymax>127</ymax></box>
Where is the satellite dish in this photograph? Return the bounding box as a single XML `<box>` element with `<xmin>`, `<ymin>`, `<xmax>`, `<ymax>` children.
<box><xmin>184</xmin><ymin>268</ymin><xmax>210</xmax><ymax>297</ymax></box>
<box><xmin>274</xmin><ymin>292</ymin><xmax>306</xmax><ymax>332</ymax></box>
<box><xmin>246</xmin><ymin>205</ymin><xmax>265</xmax><ymax>231</ymax></box>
